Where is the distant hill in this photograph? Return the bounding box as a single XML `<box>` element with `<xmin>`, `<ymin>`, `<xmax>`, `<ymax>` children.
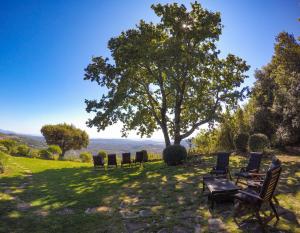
<box><xmin>0</xmin><ymin>128</ymin><xmax>168</xmax><ymax>155</ymax></box>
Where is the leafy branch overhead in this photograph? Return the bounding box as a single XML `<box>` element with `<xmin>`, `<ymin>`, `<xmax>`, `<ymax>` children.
<box><xmin>84</xmin><ymin>2</ymin><xmax>249</xmax><ymax>146</ymax></box>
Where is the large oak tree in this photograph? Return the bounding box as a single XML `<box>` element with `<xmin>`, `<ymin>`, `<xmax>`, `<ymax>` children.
<box><xmin>84</xmin><ymin>2</ymin><xmax>249</xmax><ymax>146</ymax></box>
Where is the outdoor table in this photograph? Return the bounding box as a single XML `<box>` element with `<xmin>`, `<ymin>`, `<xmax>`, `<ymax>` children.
<box><xmin>203</xmin><ymin>176</ymin><xmax>240</xmax><ymax>208</ymax></box>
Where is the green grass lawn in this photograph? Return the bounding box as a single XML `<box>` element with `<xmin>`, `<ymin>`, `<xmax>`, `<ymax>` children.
<box><xmin>0</xmin><ymin>153</ymin><xmax>299</xmax><ymax>233</ymax></box>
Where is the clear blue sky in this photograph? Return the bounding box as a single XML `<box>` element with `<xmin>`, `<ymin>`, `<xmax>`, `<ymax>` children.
<box><xmin>0</xmin><ymin>0</ymin><xmax>299</xmax><ymax>139</ymax></box>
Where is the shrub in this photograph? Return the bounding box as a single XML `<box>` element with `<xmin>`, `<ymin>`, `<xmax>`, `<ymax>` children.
<box><xmin>97</xmin><ymin>150</ymin><xmax>107</xmax><ymax>160</ymax></box>
<box><xmin>79</xmin><ymin>152</ymin><xmax>92</xmax><ymax>162</ymax></box>
<box><xmin>47</xmin><ymin>145</ymin><xmax>62</xmax><ymax>156</ymax></box>
<box><xmin>39</xmin><ymin>148</ymin><xmax>58</xmax><ymax>160</ymax></box>
<box><xmin>28</xmin><ymin>149</ymin><xmax>40</xmax><ymax>158</ymax></box>
<box><xmin>163</xmin><ymin>144</ymin><xmax>187</xmax><ymax>166</ymax></box>
<box><xmin>234</xmin><ymin>132</ymin><xmax>249</xmax><ymax>152</ymax></box>
<box><xmin>14</xmin><ymin>144</ymin><xmax>30</xmax><ymax>157</ymax></box>
<box><xmin>0</xmin><ymin>152</ymin><xmax>9</xmax><ymax>173</ymax></box>
<box><xmin>0</xmin><ymin>139</ymin><xmax>17</xmax><ymax>153</ymax></box>
<box><xmin>0</xmin><ymin>145</ymin><xmax>8</xmax><ymax>153</ymax></box>
<box><xmin>249</xmin><ymin>133</ymin><xmax>270</xmax><ymax>152</ymax></box>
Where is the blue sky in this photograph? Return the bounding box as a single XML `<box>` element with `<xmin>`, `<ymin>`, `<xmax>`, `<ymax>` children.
<box><xmin>0</xmin><ymin>0</ymin><xmax>299</xmax><ymax>139</ymax></box>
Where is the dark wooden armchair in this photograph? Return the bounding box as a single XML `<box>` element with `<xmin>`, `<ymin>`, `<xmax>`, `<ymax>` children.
<box><xmin>210</xmin><ymin>152</ymin><xmax>231</xmax><ymax>179</ymax></box>
<box><xmin>92</xmin><ymin>156</ymin><xmax>104</xmax><ymax>169</ymax></box>
<box><xmin>107</xmin><ymin>154</ymin><xmax>118</xmax><ymax>168</ymax></box>
<box><xmin>121</xmin><ymin>153</ymin><xmax>131</xmax><ymax>167</ymax></box>
<box><xmin>235</xmin><ymin>152</ymin><xmax>263</xmax><ymax>185</ymax></box>
<box><xmin>134</xmin><ymin>151</ymin><xmax>144</xmax><ymax>166</ymax></box>
<box><xmin>234</xmin><ymin>160</ymin><xmax>282</xmax><ymax>229</ymax></box>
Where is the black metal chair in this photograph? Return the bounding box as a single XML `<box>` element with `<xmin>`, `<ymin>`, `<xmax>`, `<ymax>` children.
<box><xmin>121</xmin><ymin>152</ymin><xmax>131</xmax><ymax>167</ymax></box>
<box><xmin>234</xmin><ymin>158</ymin><xmax>282</xmax><ymax>229</ymax></box>
<box><xmin>107</xmin><ymin>154</ymin><xmax>118</xmax><ymax>168</ymax></box>
<box><xmin>235</xmin><ymin>152</ymin><xmax>263</xmax><ymax>185</ymax></box>
<box><xmin>210</xmin><ymin>152</ymin><xmax>231</xmax><ymax>179</ymax></box>
<box><xmin>134</xmin><ymin>151</ymin><xmax>144</xmax><ymax>166</ymax></box>
<box><xmin>92</xmin><ymin>156</ymin><xmax>104</xmax><ymax>169</ymax></box>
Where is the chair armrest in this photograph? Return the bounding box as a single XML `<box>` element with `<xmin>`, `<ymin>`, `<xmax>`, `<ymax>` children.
<box><xmin>248</xmin><ymin>169</ymin><xmax>259</xmax><ymax>173</ymax></box>
<box><xmin>238</xmin><ymin>190</ymin><xmax>263</xmax><ymax>201</ymax></box>
<box><xmin>248</xmin><ymin>172</ymin><xmax>265</xmax><ymax>176</ymax></box>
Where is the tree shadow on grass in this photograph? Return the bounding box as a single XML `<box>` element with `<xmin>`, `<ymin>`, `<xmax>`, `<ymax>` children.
<box><xmin>0</xmin><ymin>155</ymin><xmax>299</xmax><ymax>233</ymax></box>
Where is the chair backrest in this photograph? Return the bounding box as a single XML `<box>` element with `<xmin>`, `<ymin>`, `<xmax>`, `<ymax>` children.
<box><xmin>135</xmin><ymin>151</ymin><xmax>144</xmax><ymax>162</ymax></box>
<box><xmin>246</xmin><ymin>152</ymin><xmax>263</xmax><ymax>171</ymax></box>
<box><xmin>122</xmin><ymin>153</ymin><xmax>131</xmax><ymax>163</ymax></box>
<box><xmin>107</xmin><ymin>154</ymin><xmax>117</xmax><ymax>165</ymax></box>
<box><xmin>216</xmin><ymin>152</ymin><xmax>230</xmax><ymax>170</ymax></box>
<box><xmin>259</xmin><ymin>159</ymin><xmax>281</xmax><ymax>202</ymax></box>
<box><xmin>93</xmin><ymin>156</ymin><xmax>104</xmax><ymax>166</ymax></box>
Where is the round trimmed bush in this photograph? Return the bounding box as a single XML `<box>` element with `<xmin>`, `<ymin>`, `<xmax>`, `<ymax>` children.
<box><xmin>80</xmin><ymin>152</ymin><xmax>92</xmax><ymax>162</ymax></box>
<box><xmin>15</xmin><ymin>145</ymin><xmax>30</xmax><ymax>157</ymax></box>
<box><xmin>234</xmin><ymin>132</ymin><xmax>249</xmax><ymax>152</ymax></box>
<box><xmin>163</xmin><ymin>144</ymin><xmax>187</xmax><ymax>166</ymax></box>
<box><xmin>97</xmin><ymin>150</ymin><xmax>107</xmax><ymax>160</ymax></box>
<box><xmin>47</xmin><ymin>145</ymin><xmax>62</xmax><ymax>156</ymax></box>
<box><xmin>28</xmin><ymin>149</ymin><xmax>40</xmax><ymax>158</ymax></box>
<box><xmin>39</xmin><ymin>147</ymin><xmax>59</xmax><ymax>160</ymax></box>
<box><xmin>249</xmin><ymin>133</ymin><xmax>270</xmax><ymax>152</ymax></box>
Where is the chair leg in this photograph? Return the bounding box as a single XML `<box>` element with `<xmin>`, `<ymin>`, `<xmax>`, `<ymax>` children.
<box><xmin>228</xmin><ymin>170</ymin><xmax>232</xmax><ymax>180</ymax></box>
<box><xmin>235</xmin><ymin>176</ymin><xmax>240</xmax><ymax>185</ymax></box>
<box><xmin>270</xmin><ymin>201</ymin><xmax>279</xmax><ymax>221</ymax></box>
<box><xmin>255</xmin><ymin>210</ymin><xmax>265</xmax><ymax>230</ymax></box>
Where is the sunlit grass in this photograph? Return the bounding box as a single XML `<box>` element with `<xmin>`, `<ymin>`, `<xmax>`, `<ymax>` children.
<box><xmin>0</xmin><ymin>154</ymin><xmax>299</xmax><ymax>232</ymax></box>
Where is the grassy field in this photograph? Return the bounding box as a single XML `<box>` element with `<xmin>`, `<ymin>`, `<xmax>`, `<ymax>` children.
<box><xmin>0</xmin><ymin>153</ymin><xmax>299</xmax><ymax>233</ymax></box>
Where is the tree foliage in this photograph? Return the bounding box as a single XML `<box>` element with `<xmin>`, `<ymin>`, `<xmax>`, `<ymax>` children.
<box><xmin>41</xmin><ymin>123</ymin><xmax>89</xmax><ymax>157</ymax></box>
<box><xmin>84</xmin><ymin>2</ymin><xmax>249</xmax><ymax>146</ymax></box>
<box><xmin>251</xmin><ymin>32</ymin><xmax>300</xmax><ymax>146</ymax></box>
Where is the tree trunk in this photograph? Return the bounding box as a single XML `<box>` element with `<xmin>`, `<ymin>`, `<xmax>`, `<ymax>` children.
<box><xmin>174</xmin><ymin>134</ymin><xmax>181</xmax><ymax>145</ymax></box>
<box><xmin>60</xmin><ymin>149</ymin><xmax>66</xmax><ymax>159</ymax></box>
<box><xmin>162</xmin><ymin>125</ymin><xmax>171</xmax><ymax>147</ymax></box>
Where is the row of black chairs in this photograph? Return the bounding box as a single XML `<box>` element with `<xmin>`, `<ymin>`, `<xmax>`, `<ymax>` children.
<box><xmin>93</xmin><ymin>151</ymin><xmax>146</xmax><ymax>169</ymax></box>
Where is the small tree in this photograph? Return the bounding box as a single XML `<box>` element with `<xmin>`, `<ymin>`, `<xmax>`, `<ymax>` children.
<box><xmin>0</xmin><ymin>139</ymin><xmax>17</xmax><ymax>153</ymax></box>
<box><xmin>41</xmin><ymin>123</ymin><xmax>89</xmax><ymax>158</ymax></box>
<box><xmin>84</xmin><ymin>2</ymin><xmax>249</xmax><ymax>146</ymax></box>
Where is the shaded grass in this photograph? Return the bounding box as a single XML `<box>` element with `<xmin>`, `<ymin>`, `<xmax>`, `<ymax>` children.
<box><xmin>0</xmin><ymin>154</ymin><xmax>299</xmax><ymax>232</ymax></box>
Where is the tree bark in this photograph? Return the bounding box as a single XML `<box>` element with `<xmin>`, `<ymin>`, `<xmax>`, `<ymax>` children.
<box><xmin>61</xmin><ymin>149</ymin><xmax>66</xmax><ymax>159</ymax></box>
<box><xmin>161</xmin><ymin>124</ymin><xmax>171</xmax><ymax>146</ymax></box>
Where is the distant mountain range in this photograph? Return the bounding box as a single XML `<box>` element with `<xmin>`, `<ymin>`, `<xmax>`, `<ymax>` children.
<box><xmin>0</xmin><ymin>128</ymin><xmax>170</xmax><ymax>155</ymax></box>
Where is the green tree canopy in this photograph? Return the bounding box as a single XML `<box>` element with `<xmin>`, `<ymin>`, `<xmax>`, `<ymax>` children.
<box><xmin>84</xmin><ymin>2</ymin><xmax>249</xmax><ymax>146</ymax></box>
<box><xmin>251</xmin><ymin>32</ymin><xmax>300</xmax><ymax>145</ymax></box>
<box><xmin>41</xmin><ymin>123</ymin><xmax>89</xmax><ymax>157</ymax></box>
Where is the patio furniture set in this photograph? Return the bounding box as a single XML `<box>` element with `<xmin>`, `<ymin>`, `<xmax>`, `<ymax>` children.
<box><xmin>203</xmin><ymin>152</ymin><xmax>282</xmax><ymax>228</ymax></box>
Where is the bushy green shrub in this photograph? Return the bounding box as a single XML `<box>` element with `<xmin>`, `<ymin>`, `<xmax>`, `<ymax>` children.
<box><xmin>0</xmin><ymin>139</ymin><xmax>17</xmax><ymax>153</ymax></box>
<box><xmin>39</xmin><ymin>148</ymin><xmax>59</xmax><ymax>160</ymax></box>
<box><xmin>163</xmin><ymin>144</ymin><xmax>187</xmax><ymax>166</ymax></box>
<box><xmin>97</xmin><ymin>150</ymin><xmax>107</xmax><ymax>160</ymax></box>
<box><xmin>0</xmin><ymin>152</ymin><xmax>9</xmax><ymax>173</ymax></box>
<box><xmin>79</xmin><ymin>152</ymin><xmax>92</xmax><ymax>162</ymax></box>
<box><xmin>0</xmin><ymin>145</ymin><xmax>8</xmax><ymax>153</ymax></box>
<box><xmin>47</xmin><ymin>145</ymin><xmax>62</xmax><ymax>156</ymax></box>
<box><xmin>249</xmin><ymin>133</ymin><xmax>270</xmax><ymax>152</ymax></box>
<box><xmin>28</xmin><ymin>149</ymin><xmax>40</xmax><ymax>158</ymax></box>
<box><xmin>14</xmin><ymin>144</ymin><xmax>30</xmax><ymax>157</ymax></box>
<box><xmin>234</xmin><ymin>132</ymin><xmax>249</xmax><ymax>152</ymax></box>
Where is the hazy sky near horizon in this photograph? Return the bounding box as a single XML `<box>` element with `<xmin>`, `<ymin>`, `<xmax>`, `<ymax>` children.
<box><xmin>0</xmin><ymin>0</ymin><xmax>299</xmax><ymax>139</ymax></box>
